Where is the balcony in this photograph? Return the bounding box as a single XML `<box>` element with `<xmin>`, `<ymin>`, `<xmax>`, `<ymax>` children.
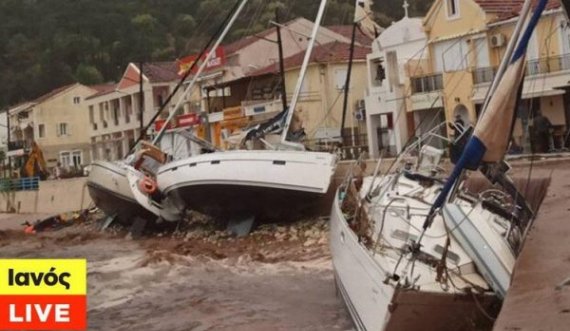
<box><xmin>526</xmin><ymin>53</ymin><xmax>570</xmax><ymax>75</ymax></box>
<box><xmin>8</xmin><ymin>141</ymin><xmax>26</xmax><ymax>151</ymax></box>
<box><xmin>242</xmin><ymin>99</ymin><xmax>282</xmax><ymax>117</ymax></box>
<box><xmin>473</xmin><ymin>53</ymin><xmax>570</xmax><ymax>85</ymax></box>
<box><xmin>410</xmin><ymin>73</ymin><xmax>444</xmax><ymax>111</ymax></box>
<box><xmin>410</xmin><ymin>73</ymin><xmax>443</xmax><ymax>94</ymax></box>
<box><xmin>473</xmin><ymin>67</ymin><xmax>497</xmax><ymax>84</ymax></box>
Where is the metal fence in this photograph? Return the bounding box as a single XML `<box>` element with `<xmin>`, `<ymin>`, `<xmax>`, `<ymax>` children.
<box><xmin>0</xmin><ymin>177</ymin><xmax>40</xmax><ymax>192</ymax></box>
<box><xmin>526</xmin><ymin>54</ymin><xmax>570</xmax><ymax>76</ymax></box>
<box><xmin>473</xmin><ymin>54</ymin><xmax>570</xmax><ymax>85</ymax></box>
<box><xmin>473</xmin><ymin>67</ymin><xmax>496</xmax><ymax>84</ymax></box>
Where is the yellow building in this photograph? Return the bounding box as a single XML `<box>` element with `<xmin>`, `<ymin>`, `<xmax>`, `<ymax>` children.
<box><xmin>411</xmin><ymin>0</ymin><xmax>569</xmax><ymax>152</ymax></box>
<box><xmin>7</xmin><ymin>83</ymin><xmax>98</xmax><ymax>173</ymax></box>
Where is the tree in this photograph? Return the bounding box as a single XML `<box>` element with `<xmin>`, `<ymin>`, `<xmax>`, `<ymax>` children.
<box><xmin>74</xmin><ymin>64</ymin><xmax>104</xmax><ymax>85</ymax></box>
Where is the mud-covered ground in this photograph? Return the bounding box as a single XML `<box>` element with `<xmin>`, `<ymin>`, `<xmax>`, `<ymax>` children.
<box><xmin>0</xmin><ymin>216</ymin><xmax>354</xmax><ymax>331</ymax></box>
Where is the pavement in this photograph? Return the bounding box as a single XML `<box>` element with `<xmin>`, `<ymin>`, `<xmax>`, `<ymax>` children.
<box><xmin>494</xmin><ymin>163</ymin><xmax>570</xmax><ymax>330</ymax></box>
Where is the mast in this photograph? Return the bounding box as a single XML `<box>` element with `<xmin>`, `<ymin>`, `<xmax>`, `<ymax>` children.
<box><xmin>340</xmin><ymin>22</ymin><xmax>358</xmax><ymax>146</ymax></box>
<box><xmin>275</xmin><ymin>8</ymin><xmax>288</xmax><ymax>111</ymax></box>
<box><xmin>279</xmin><ymin>0</ymin><xmax>328</xmax><ymax>149</ymax></box>
<box><xmin>152</xmin><ymin>0</ymin><xmax>249</xmax><ymax>145</ymax></box>
<box><xmin>128</xmin><ymin>0</ymin><xmax>245</xmax><ymax>153</ymax></box>
<box><xmin>479</xmin><ymin>0</ymin><xmax>532</xmax><ymax>118</ymax></box>
<box><xmin>420</xmin><ymin>0</ymin><xmax>548</xmax><ymax>236</ymax></box>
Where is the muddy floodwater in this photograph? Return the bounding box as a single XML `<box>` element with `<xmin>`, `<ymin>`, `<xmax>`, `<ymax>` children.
<box><xmin>0</xmin><ymin>218</ymin><xmax>354</xmax><ymax>331</ymax></box>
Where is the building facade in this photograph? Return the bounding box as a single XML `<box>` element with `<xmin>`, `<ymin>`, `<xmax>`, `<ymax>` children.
<box><xmin>366</xmin><ymin>0</ymin><xmax>569</xmax><ymax>157</ymax></box>
<box><xmin>195</xmin><ymin>20</ymin><xmax>373</xmax><ymax>158</ymax></box>
<box><xmin>85</xmin><ymin>62</ymin><xmax>193</xmax><ymax>162</ymax></box>
<box><xmin>420</xmin><ymin>0</ymin><xmax>568</xmax><ymax>152</ymax></box>
<box><xmin>365</xmin><ymin>8</ymin><xmax>440</xmax><ymax>158</ymax></box>
<box><xmin>7</xmin><ymin>83</ymin><xmax>98</xmax><ymax>173</ymax></box>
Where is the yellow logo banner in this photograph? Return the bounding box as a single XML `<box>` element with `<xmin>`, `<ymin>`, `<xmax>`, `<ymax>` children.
<box><xmin>0</xmin><ymin>259</ymin><xmax>87</xmax><ymax>295</ymax></box>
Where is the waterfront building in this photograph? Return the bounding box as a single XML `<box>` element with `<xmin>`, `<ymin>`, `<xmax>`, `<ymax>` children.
<box><xmin>85</xmin><ymin>62</ymin><xmax>192</xmax><ymax>162</ymax></box>
<box><xmin>7</xmin><ymin>83</ymin><xmax>98</xmax><ymax>173</ymax></box>
<box><xmin>366</xmin><ymin>0</ymin><xmax>569</xmax><ymax>156</ymax></box>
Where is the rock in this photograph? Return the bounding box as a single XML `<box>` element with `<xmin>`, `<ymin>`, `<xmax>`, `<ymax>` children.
<box><xmin>303</xmin><ymin>239</ymin><xmax>316</xmax><ymax>247</ymax></box>
<box><xmin>275</xmin><ymin>232</ymin><xmax>287</xmax><ymax>241</ymax></box>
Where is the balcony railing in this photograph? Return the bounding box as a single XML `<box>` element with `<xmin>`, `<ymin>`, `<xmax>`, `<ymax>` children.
<box><xmin>473</xmin><ymin>67</ymin><xmax>497</xmax><ymax>84</ymax></box>
<box><xmin>411</xmin><ymin>74</ymin><xmax>443</xmax><ymax>94</ymax></box>
<box><xmin>473</xmin><ymin>54</ymin><xmax>570</xmax><ymax>85</ymax></box>
<box><xmin>8</xmin><ymin>141</ymin><xmax>26</xmax><ymax>151</ymax></box>
<box><xmin>526</xmin><ymin>53</ymin><xmax>570</xmax><ymax>75</ymax></box>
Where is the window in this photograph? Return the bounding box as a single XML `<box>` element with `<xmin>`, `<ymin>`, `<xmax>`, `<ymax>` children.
<box><xmin>59</xmin><ymin>151</ymin><xmax>71</xmax><ymax>167</ymax></box>
<box><xmin>335</xmin><ymin>68</ymin><xmax>348</xmax><ymax>90</ymax></box>
<box><xmin>474</xmin><ymin>37</ymin><xmax>490</xmax><ymax>68</ymax></box>
<box><xmin>434</xmin><ymin>39</ymin><xmax>468</xmax><ymax>72</ymax></box>
<box><xmin>113</xmin><ymin>108</ymin><xmax>120</xmax><ymax>126</ymax></box>
<box><xmin>447</xmin><ymin>0</ymin><xmax>459</xmax><ymax>18</ymax></box>
<box><xmin>372</xmin><ymin>59</ymin><xmax>386</xmax><ymax>87</ymax></box>
<box><xmin>61</xmin><ymin>150</ymin><xmax>82</xmax><ymax>167</ymax></box>
<box><xmin>38</xmin><ymin>124</ymin><xmax>45</xmax><ymax>138</ymax></box>
<box><xmin>57</xmin><ymin>123</ymin><xmax>69</xmax><ymax>136</ymax></box>
<box><xmin>73</xmin><ymin>96</ymin><xmax>81</xmax><ymax>104</ymax></box>
<box><xmin>72</xmin><ymin>151</ymin><xmax>82</xmax><ymax>167</ymax></box>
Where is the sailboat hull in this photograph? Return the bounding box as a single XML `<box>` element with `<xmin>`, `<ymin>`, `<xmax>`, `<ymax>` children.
<box><xmin>87</xmin><ymin>161</ymin><xmax>155</xmax><ymax>224</ymax></box>
<box><xmin>330</xmin><ymin>189</ymin><xmax>498</xmax><ymax>331</ymax></box>
<box><xmin>157</xmin><ymin>150</ymin><xmax>336</xmax><ymax>220</ymax></box>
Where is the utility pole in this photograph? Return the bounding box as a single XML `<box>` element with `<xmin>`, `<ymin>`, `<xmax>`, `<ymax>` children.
<box><xmin>340</xmin><ymin>22</ymin><xmax>358</xmax><ymax>146</ymax></box>
<box><xmin>138</xmin><ymin>61</ymin><xmax>145</xmax><ymax>141</ymax></box>
<box><xmin>275</xmin><ymin>8</ymin><xmax>288</xmax><ymax>111</ymax></box>
<box><xmin>6</xmin><ymin>110</ymin><xmax>11</xmax><ymax>178</ymax></box>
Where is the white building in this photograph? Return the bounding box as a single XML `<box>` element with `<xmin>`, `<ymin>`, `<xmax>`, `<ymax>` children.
<box><xmin>85</xmin><ymin>62</ymin><xmax>189</xmax><ymax>162</ymax></box>
<box><xmin>365</xmin><ymin>5</ymin><xmax>430</xmax><ymax>158</ymax></box>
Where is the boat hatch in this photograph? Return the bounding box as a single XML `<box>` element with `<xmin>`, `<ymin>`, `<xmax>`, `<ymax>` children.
<box><xmin>273</xmin><ymin>160</ymin><xmax>286</xmax><ymax>165</ymax></box>
<box><xmin>391</xmin><ymin>229</ymin><xmax>410</xmax><ymax>241</ymax></box>
<box><xmin>434</xmin><ymin>244</ymin><xmax>461</xmax><ymax>265</ymax></box>
<box><xmin>211</xmin><ymin>160</ymin><xmax>221</xmax><ymax>164</ymax></box>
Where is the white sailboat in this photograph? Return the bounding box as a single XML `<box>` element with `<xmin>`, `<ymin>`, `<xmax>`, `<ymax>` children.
<box><xmin>330</xmin><ymin>0</ymin><xmax>550</xmax><ymax>330</ymax></box>
<box><xmin>87</xmin><ymin>160</ymin><xmax>156</xmax><ymax>224</ymax></box>
<box><xmin>155</xmin><ymin>0</ymin><xmax>337</xmax><ymax>222</ymax></box>
<box><xmin>87</xmin><ymin>0</ymin><xmax>249</xmax><ymax>224</ymax></box>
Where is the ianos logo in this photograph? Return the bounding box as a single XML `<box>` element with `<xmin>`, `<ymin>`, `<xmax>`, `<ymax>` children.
<box><xmin>0</xmin><ymin>259</ymin><xmax>87</xmax><ymax>330</ymax></box>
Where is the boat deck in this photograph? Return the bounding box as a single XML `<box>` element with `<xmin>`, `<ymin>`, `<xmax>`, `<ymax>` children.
<box><xmin>494</xmin><ymin>163</ymin><xmax>570</xmax><ymax>330</ymax></box>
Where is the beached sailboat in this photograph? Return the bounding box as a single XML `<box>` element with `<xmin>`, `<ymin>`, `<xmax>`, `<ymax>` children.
<box><xmin>330</xmin><ymin>0</ymin><xmax>551</xmax><ymax>330</ymax></box>
<box><xmin>155</xmin><ymin>0</ymin><xmax>337</xmax><ymax>222</ymax></box>
<box><xmin>87</xmin><ymin>161</ymin><xmax>156</xmax><ymax>224</ymax></box>
<box><xmin>87</xmin><ymin>0</ymin><xmax>248</xmax><ymax>224</ymax></box>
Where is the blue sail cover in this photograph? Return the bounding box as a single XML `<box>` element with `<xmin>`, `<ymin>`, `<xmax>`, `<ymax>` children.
<box><xmin>429</xmin><ymin>0</ymin><xmax>549</xmax><ymax>216</ymax></box>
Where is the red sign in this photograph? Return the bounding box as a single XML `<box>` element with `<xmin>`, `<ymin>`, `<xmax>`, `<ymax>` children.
<box><xmin>0</xmin><ymin>295</ymin><xmax>87</xmax><ymax>330</ymax></box>
<box><xmin>177</xmin><ymin>47</ymin><xmax>225</xmax><ymax>76</ymax></box>
<box><xmin>155</xmin><ymin>113</ymin><xmax>201</xmax><ymax>131</ymax></box>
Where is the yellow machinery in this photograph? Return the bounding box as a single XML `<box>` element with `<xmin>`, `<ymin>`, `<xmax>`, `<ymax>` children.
<box><xmin>21</xmin><ymin>141</ymin><xmax>48</xmax><ymax>179</ymax></box>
